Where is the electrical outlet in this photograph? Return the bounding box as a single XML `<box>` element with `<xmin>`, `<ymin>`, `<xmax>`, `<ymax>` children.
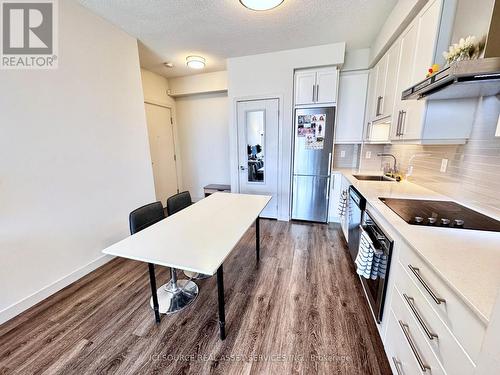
<box><xmin>440</xmin><ymin>158</ymin><xmax>448</xmax><ymax>173</ymax></box>
<box><xmin>366</xmin><ymin>151</ymin><xmax>372</xmax><ymax>159</ymax></box>
<box><xmin>340</xmin><ymin>150</ymin><xmax>346</xmax><ymax>158</ymax></box>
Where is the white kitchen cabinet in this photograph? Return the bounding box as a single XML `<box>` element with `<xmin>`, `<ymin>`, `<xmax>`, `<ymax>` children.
<box><xmin>391</xmin><ymin>0</ymin><xmax>476</xmax><ymax>144</ymax></box>
<box><xmin>364</xmin><ymin>40</ymin><xmax>401</xmax><ymax>144</ymax></box>
<box><xmin>335</xmin><ymin>70</ymin><xmax>369</xmax><ymax>143</ymax></box>
<box><xmin>294</xmin><ymin>71</ymin><xmax>317</xmax><ymax>106</ymax></box>
<box><xmin>339</xmin><ymin>175</ymin><xmax>350</xmax><ymax>241</ymax></box>
<box><xmin>294</xmin><ymin>67</ymin><xmax>338</xmax><ymax>106</ymax></box>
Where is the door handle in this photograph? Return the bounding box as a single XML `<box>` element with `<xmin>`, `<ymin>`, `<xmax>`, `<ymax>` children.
<box><xmin>327</xmin><ymin>152</ymin><xmax>332</xmax><ymax>174</ymax></box>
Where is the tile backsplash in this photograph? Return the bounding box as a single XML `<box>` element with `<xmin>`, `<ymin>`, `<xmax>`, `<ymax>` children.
<box><xmin>382</xmin><ymin>96</ymin><xmax>500</xmax><ymax>217</ymax></box>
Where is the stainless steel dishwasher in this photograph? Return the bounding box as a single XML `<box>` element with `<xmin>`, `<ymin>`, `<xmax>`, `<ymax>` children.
<box><xmin>348</xmin><ymin>186</ymin><xmax>366</xmax><ymax>261</ymax></box>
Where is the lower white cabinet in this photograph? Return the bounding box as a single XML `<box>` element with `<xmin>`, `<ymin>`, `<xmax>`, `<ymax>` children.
<box><xmin>339</xmin><ymin>175</ymin><xmax>350</xmax><ymax>241</ymax></box>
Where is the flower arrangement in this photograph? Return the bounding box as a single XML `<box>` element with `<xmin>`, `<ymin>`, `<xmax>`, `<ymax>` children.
<box><xmin>442</xmin><ymin>35</ymin><xmax>482</xmax><ymax>65</ymax></box>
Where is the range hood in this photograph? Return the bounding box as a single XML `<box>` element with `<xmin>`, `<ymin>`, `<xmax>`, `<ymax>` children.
<box><xmin>402</xmin><ymin>0</ymin><xmax>500</xmax><ymax>100</ymax></box>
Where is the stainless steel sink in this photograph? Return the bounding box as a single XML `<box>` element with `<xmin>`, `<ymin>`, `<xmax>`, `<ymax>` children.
<box><xmin>353</xmin><ymin>175</ymin><xmax>395</xmax><ymax>181</ymax></box>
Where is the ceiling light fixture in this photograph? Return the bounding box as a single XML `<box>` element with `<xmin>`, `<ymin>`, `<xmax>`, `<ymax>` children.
<box><xmin>186</xmin><ymin>55</ymin><xmax>206</xmax><ymax>69</ymax></box>
<box><xmin>239</xmin><ymin>0</ymin><xmax>284</xmax><ymax>11</ymax></box>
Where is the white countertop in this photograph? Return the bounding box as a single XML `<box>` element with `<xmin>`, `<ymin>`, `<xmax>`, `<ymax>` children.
<box><xmin>334</xmin><ymin>169</ymin><xmax>500</xmax><ymax>324</ymax></box>
<box><xmin>102</xmin><ymin>193</ymin><xmax>271</xmax><ymax>276</ymax></box>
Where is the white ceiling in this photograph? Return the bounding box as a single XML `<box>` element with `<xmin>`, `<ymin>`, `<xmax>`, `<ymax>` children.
<box><xmin>78</xmin><ymin>0</ymin><xmax>397</xmax><ymax>78</ymax></box>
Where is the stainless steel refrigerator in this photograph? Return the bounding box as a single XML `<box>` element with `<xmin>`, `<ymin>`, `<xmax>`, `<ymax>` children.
<box><xmin>291</xmin><ymin>107</ymin><xmax>335</xmax><ymax>222</ymax></box>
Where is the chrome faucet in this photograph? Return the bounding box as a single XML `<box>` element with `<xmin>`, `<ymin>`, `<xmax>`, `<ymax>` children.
<box><xmin>377</xmin><ymin>153</ymin><xmax>397</xmax><ymax>173</ymax></box>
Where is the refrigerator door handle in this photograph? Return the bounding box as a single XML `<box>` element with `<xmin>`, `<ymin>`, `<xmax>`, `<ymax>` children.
<box><xmin>327</xmin><ymin>152</ymin><xmax>332</xmax><ymax>174</ymax></box>
<box><xmin>326</xmin><ymin>176</ymin><xmax>331</xmax><ymax>200</ymax></box>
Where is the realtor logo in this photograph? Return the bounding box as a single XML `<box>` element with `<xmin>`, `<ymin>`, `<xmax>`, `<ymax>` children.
<box><xmin>1</xmin><ymin>0</ymin><xmax>58</xmax><ymax>69</ymax></box>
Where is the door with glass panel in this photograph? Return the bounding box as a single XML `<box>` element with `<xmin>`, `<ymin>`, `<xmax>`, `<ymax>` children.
<box><xmin>237</xmin><ymin>99</ymin><xmax>279</xmax><ymax>218</ymax></box>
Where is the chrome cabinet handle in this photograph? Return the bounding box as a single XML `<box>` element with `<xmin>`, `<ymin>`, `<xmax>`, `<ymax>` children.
<box><xmin>403</xmin><ymin>293</ymin><xmax>439</xmax><ymax>340</ymax></box>
<box><xmin>396</xmin><ymin>110</ymin><xmax>403</xmax><ymax>136</ymax></box>
<box><xmin>312</xmin><ymin>84</ymin><xmax>316</xmax><ymax>102</ymax></box>
<box><xmin>392</xmin><ymin>357</ymin><xmax>403</xmax><ymax>375</ymax></box>
<box><xmin>376</xmin><ymin>96</ymin><xmax>383</xmax><ymax>116</ymax></box>
<box><xmin>399</xmin><ymin>320</ymin><xmax>431</xmax><ymax>372</ymax></box>
<box><xmin>316</xmin><ymin>84</ymin><xmax>320</xmax><ymax>102</ymax></box>
<box><xmin>408</xmin><ymin>265</ymin><xmax>446</xmax><ymax>305</ymax></box>
<box><xmin>400</xmin><ymin>110</ymin><xmax>407</xmax><ymax>135</ymax></box>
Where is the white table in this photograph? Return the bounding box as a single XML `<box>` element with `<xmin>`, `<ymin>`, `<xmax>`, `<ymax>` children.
<box><xmin>102</xmin><ymin>192</ymin><xmax>271</xmax><ymax>340</ymax></box>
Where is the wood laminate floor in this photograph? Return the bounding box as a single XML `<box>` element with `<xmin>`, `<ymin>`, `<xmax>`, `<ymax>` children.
<box><xmin>0</xmin><ymin>220</ymin><xmax>391</xmax><ymax>375</ymax></box>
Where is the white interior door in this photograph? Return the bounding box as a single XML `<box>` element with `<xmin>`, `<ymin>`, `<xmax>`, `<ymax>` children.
<box><xmin>237</xmin><ymin>99</ymin><xmax>279</xmax><ymax>218</ymax></box>
<box><xmin>145</xmin><ymin>103</ymin><xmax>179</xmax><ymax>203</ymax></box>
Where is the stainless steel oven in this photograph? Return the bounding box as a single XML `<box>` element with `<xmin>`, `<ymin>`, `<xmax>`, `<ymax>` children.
<box><xmin>359</xmin><ymin>209</ymin><xmax>394</xmax><ymax>323</ymax></box>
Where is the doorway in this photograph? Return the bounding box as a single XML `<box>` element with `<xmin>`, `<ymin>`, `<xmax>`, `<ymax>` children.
<box><xmin>236</xmin><ymin>98</ymin><xmax>279</xmax><ymax>218</ymax></box>
<box><xmin>144</xmin><ymin>103</ymin><xmax>179</xmax><ymax>203</ymax></box>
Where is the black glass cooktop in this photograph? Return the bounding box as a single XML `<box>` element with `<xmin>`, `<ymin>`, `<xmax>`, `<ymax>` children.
<box><xmin>379</xmin><ymin>198</ymin><xmax>500</xmax><ymax>232</ymax></box>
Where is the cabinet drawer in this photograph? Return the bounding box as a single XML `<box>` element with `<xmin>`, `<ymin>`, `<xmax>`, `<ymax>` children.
<box><xmin>399</xmin><ymin>245</ymin><xmax>486</xmax><ymax>361</ymax></box>
<box><xmin>391</xmin><ymin>287</ymin><xmax>446</xmax><ymax>375</ymax></box>
<box><xmin>395</xmin><ymin>262</ymin><xmax>475</xmax><ymax>374</ymax></box>
<box><xmin>385</xmin><ymin>309</ymin><xmax>422</xmax><ymax>375</ymax></box>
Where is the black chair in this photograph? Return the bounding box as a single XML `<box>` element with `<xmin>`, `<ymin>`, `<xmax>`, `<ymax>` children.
<box><xmin>129</xmin><ymin>202</ymin><xmax>198</xmax><ymax>315</ymax></box>
<box><xmin>166</xmin><ymin>191</ymin><xmax>192</xmax><ymax>216</ymax></box>
<box><xmin>167</xmin><ymin>191</ymin><xmax>210</xmax><ymax>280</ymax></box>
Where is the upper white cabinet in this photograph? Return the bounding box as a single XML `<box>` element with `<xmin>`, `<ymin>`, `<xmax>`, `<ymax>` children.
<box><xmin>294</xmin><ymin>67</ymin><xmax>338</xmax><ymax>106</ymax></box>
<box><xmin>364</xmin><ymin>36</ymin><xmax>401</xmax><ymax>143</ymax></box>
<box><xmin>335</xmin><ymin>70</ymin><xmax>369</xmax><ymax>143</ymax></box>
<box><xmin>391</xmin><ymin>0</ymin><xmax>476</xmax><ymax>144</ymax></box>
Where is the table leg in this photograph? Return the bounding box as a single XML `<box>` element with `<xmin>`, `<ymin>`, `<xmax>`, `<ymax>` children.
<box><xmin>148</xmin><ymin>263</ymin><xmax>161</xmax><ymax>323</ymax></box>
<box><xmin>217</xmin><ymin>265</ymin><xmax>226</xmax><ymax>340</ymax></box>
<box><xmin>256</xmin><ymin>216</ymin><xmax>260</xmax><ymax>263</ymax></box>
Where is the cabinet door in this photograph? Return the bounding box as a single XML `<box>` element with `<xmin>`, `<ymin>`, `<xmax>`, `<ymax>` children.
<box><xmin>403</xmin><ymin>0</ymin><xmax>442</xmax><ymax>141</ymax></box>
<box><xmin>335</xmin><ymin>71</ymin><xmax>369</xmax><ymax>143</ymax></box>
<box><xmin>316</xmin><ymin>68</ymin><xmax>338</xmax><ymax>104</ymax></box>
<box><xmin>373</xmin><ymin>54</ymin><xmax>388</xmax><ymax>118</ymax></box>
<box><xmin>383</xmin><ymin>39</ymin><xmax>401</xmax><ymax>119</ymax></box>
<box><xmin>391</xmin><ymin>21</ymin><xmax>418</xmax><ymax>141</ymax></box>
<box><xmin>294</xmin><ymin>71</ymin><xmax>316</xmax><ymax>105</ymax></box>
<box><xmin>411</xmin><ymin>0</ymin><xmax>442</xmax><ymax>85</ymax></box>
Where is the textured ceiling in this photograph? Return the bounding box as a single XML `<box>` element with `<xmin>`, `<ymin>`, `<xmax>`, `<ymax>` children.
<box><xmin>78</xmin><ymin>0</ymin><xmax>397</xmax><ymax>78</ymax></box>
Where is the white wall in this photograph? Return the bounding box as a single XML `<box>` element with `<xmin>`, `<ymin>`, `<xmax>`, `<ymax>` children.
<box><xmin>175</xmin><ymin>92</ymin><xmax>230</xmax><ymax>201</ymax></box>
<box><xmin>169</xmin><ymin>71</ymin><xmax>228</xmax><ymax>97</ymax></box>
<box><xmin>227</xmin><ymin>43</ymin><xmax>345</xmax><ymax>220</ymax></box>
<box><xmin>0</xmin><ymin>0</ymin><xmax>155</xmax><ymax>323</ymax></box>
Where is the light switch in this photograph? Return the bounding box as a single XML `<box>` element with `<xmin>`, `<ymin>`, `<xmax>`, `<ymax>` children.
<box><xmin>366</xmin><ymin>151</ymin><xmax>372</xmax><ymax>159</ymax></box>
<box><xmin>340</xmin><ymin>150</ymin><xmax>346</xmax><ymax>158</ymax></box>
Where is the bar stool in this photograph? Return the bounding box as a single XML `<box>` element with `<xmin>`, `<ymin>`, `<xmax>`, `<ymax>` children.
<box><xmin>129</xmin><ymin>201</ymin><xmax>198</xmax><ymax>314</ymax></box>
<box><xmin>166</xmin><ymin>191</ymin><xmax>210</xmax><ymax>280</ymax></box>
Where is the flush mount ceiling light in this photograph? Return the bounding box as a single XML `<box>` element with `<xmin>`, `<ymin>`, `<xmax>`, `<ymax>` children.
<box><xmin>186</xmin><ymin>55</ymin><xmax>206</xmax><ymax>69</ymax></box>
<box><xmin>239</xmin><ymin>0</ymin><xmax>284</xmax><ymax>11</ymax></box>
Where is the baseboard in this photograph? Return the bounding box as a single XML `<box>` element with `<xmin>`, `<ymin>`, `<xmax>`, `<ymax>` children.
<box><xmin>0</xmin><ymin>254</ymin><xmax>114</xmax><ymax>325</ymax></box>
